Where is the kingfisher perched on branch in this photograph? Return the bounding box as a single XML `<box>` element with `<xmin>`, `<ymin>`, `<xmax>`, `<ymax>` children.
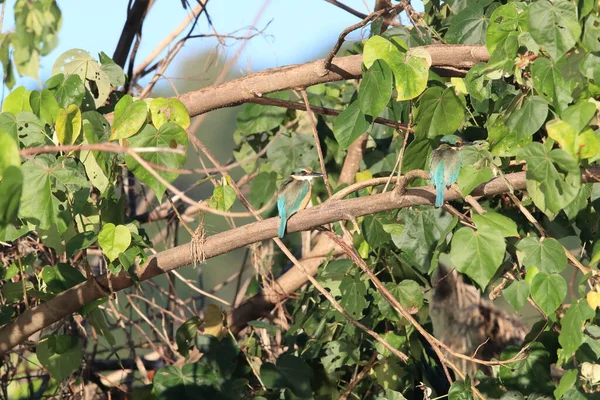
<box><xmin>277</xmin><ymin>167</ymin><xmax>323</xmax><ymax>238</ymax></box>
<box><xmin>429</xmin><ymin>135</ymin><xmax>465</xmax><ymax>208</ymax></box>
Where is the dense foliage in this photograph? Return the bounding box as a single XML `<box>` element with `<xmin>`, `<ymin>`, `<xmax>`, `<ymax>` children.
<box><xmin>1</xmin><ymin>0</ymin><xmax>600</xmax><ymax>399</ymax></box>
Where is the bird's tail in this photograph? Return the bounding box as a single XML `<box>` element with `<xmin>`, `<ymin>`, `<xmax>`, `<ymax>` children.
<box><xmin>435</xmin><ymin>184</ymin><xmax>445</xmax><ymax>207</ymax></box>
<box><xmin>278</xmin><ymin>215</ymin><xmax>287</xmax><ymax>238</ymax></box>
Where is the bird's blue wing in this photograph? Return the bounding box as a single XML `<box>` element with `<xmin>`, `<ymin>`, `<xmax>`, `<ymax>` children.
<box><xmin>277</xmin><ymin>181</ymin><xmax>310</xmax><ymax>237</ymax></box>
<box><xmin>430</xmin><ymin>150</ymin><xmax>446</xmax><ymax>207</ymax></box>
<box><xmin>443</xmin><ymin>148</ymin><xmax>461</xmax><ymax>187</ymax></box>
<box><xmin>277</xmin><ymin>196</ymin><xmax>288</xmax><ymax>238</ymax></box>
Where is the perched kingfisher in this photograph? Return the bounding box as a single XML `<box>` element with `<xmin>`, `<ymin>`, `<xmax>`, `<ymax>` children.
<box><xmin>429</xmin><ymin>135</ymin><xmax>464</xmax><ymax>207</ymax></box>
<box><xmin>277</xmin><ymin>167</ymin><xmax>323</xmax><ymax>238</ymax></box>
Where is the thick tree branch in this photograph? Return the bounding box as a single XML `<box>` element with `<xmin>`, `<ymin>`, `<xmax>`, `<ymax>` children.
<box><xmin>4</xmin><ymin>166</ymin><xmax>597</xmax><ymax>354</ymax></box>
<box><xmin>174</xmin><ymin>45</ymin><xmax>489</xmax><ymax>117</ymax></box>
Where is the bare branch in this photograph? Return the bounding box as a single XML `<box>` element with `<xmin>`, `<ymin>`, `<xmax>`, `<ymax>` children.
<box><xmin>4</xmin><ymin>166</ymin><xmax>596</xmax><ymax>354</ymax></box>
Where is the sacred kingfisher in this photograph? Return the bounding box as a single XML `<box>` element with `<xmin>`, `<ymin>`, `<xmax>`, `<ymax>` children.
<box><xmin>277</xmin><ymin>167</ymin><xmax>323</xmax><ymax>238</ymax></box>
<box><xmin>429</xmin><ymin>135</ymin><xmax>464</xmax><ymax>207</ymax></box>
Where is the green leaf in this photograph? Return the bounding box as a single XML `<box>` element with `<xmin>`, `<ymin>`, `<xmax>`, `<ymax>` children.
<box><xmin>45</xmin><ymin>73</ymin><xmax>86</xmax><ymax>109</ymax></box>
<box><xmin>519</xmin><ymin>142</ymin><xmax>580</xmax><ymax>214</ymax></box>
<box><xmin>0</xmin><ymin>130</ymin><xmax>20</xmax><ymax>180</ymax></box>
<box><xmin>98</xmin><ymin>223</ymin><xmax>132</xmax><ymax>262</ymax></box>
<box><xmin>517</xmin><ymin>237</ymin><xmax>567</xmax><ymax>273</ymax></box>
<box><xmin>415</xmin><ymin>87</ymin><xmax>465</xmax><ymax>139</ymax></box>
<box><xmin>266</xmin><ymin>133</ymin><xmax>318</xmax><ymax>178</ymax></box>
<box><xmin>317</xmin><ymin>259</ymin><xmax>354</xmax><ymax>298</ymax></box>
<box><xmin>558</xmin><ymin>299</ymin><xmax>594</xmax><ymax>361</ymax></box>
<box><xmin>66</xmin><ymin>231</ymin><xmax>97</xmax><ymax>257</ymax></box>
<box><xmin>487</xmin><ymin>114</ymin><xmax>531</xmax><ymax>157</ymax></box>
<box><xmin>554</xmin><ymin>369</ymin><xmax>578</xmax><ymax>399</ymax></box>
<box><xmin>363</xmin><ymin>35</ymin><xmax>406</xmax><ymax>69</ymax></box>
<box><xmin>175</xmin><ymin>316</ymin><xmax>201</xmax><ymax>357</ymax></box>
<box><xmin>377</xmin><ymin>280</ymin><xmax>424</xmax><ymax>322</ymax></box>
<box><xmin>29</xmin><ymin>89</ymin><xmax>59</xmax><ymax>125</ymax></box>
<box><xmin>531</xmin><ymin>58</ymin><xmax>572</xmax><ymax>111</ymax></box>
<box><xmin>393</xmin><ymin>53</ymin><xmax>429</xmax><ymax>101</ymax></box>
<box><xmin>2</xmin><ymin>281</ymin><xmax>33</xmax><ymax>302</ymax></box>
<box><xmin>277</xmin><ymin>354</ymin><xmax>313</xmax><ymax>398</ymax></box>
<box><xmin>486</xmin><ymin>4</ymin><xmax>522</xmax><ymax>55</ymax></box>
<box><xmin>362</xmin><ymin>216</ymin><xmax>390</xmax><ymax>248</ymax></box>
<box><xmin>208</xmin><ymin>185</ymin><xmax>236</xmax><ymax>211</ymax></box>
<box><xmin>374</xmin><ymin>331</ymin><xmax>406</xmax><ymax>357</ymax></box>
<box><xmin>450</xmin><ymin>226</ymin><xmax>506</xmax><ymax>289</ymax></box>
<box><xmin>358</xmin><ymin>59</ymin><xmax>393</xmax><ymax>117</ymax></box>
<box><xmin>472</xmin><ymin>211</ymin><xmax>519</xmax><ymax>237</ymax></box>
<box><xmin>530</xmin><ymin>272</ymin><xmax>567</xmax><ymax>315</ymax></box>
<box><xmin>55</xmin><ymin>104</ymin><xmax>82</xmax><ymax>145</ymax></box>
<box><xmin>237</xmin><ymin>92</ymin><xmax>288</xmax><ymax>134</ymax></box>
<box><xmin>124</xmin><ymin>123</ymin><xmax>188</xmax><ymax>200</ymax></box>
<box><xmin>583</xmin><ymin>14</ymin><xmax>600</xmax><ymax>52</ymax></box>
<box><xmin>2</xmin><ymin>86</ymin><xmax>31</xmax><ymax>115</ymax></box>
<box><xmin>506</xmin><ymin>95</ymin><xmax>548</xmax><ymax>139</ymax></box>
<box><xmin>499</xmin><ymin>343</ymin><xmax>553</xmax><ymax>394</ymax></box>
<box><xmin>390</xmin><ymin>207</ymin><xmax>454</xmax><ymax>273</ymax></box>
<box><xmin>149</xmin><ymin>97</ymin><xmax>190</xmax><ymax>129</ymax></box>
<box><xmin>19</xmin><ymin>155</ymin><xmax>62</xmax><ymax>229</ymax></box>
<box><xmin>333</xmin><ymin>100</ymin><xmax>370</xmax><ymax>150</ymax></box>
<box><xmin>110</xmin><ymin>95</ymin><xmax>148</xmax><ymax>140</ymax></box>
<box><xmin>457</xmin><ymin>165</ymin><xmax>493</xmax><ymax>196</ymax></box>
<box><xmin>41</xmin><ymin>264</ymin><xmax>85</xmax><ymax>294</ymax></box>
<box><xmin>52</xmin><ymin>49</ymin><xmax>111</xmax><ymax>108</ymax></box>
<box><xmin>0</xmin><ymin>166</ymin><xmax>23</xmax><ymax>226</ymax></box>
<box><xmin>528</xmin><ymin>0</ymin><xmax>581</xmax><ymax>61</ymax></box>
<box><xmin>322</xmin><ymin>339</ymin><xmax>360</xmax><ymax>373</ymax></box>
<box><xmin>449</xmin><ymin>378</ymin><xmax>472</xmax><ymax>400</ymax></box>
<box><xmin>339</xmin><ymin>273</ymin><xmax>368</xmax><ymax>319</ymax></box>
<box><xmin>250</xmin><ymin>171</ymin><xmax>277</xmax><ymax>208</ymax></box>
<box><xmin>6</xmin><ymin>112</ymin><xmax>48</xmax><ymax>147</ymax></box>
<box><xmin>446</xmin><ymin>6</ymin><xmax>488</xmax><ymax>44</ymax></box>
<box><xmin>99</xmin><ymin>51</ymin><xmax>125</xmax><ymax>86</ymax></box>
<box><xmin>504</xmin><ymin>280</ymin><xmax>530</xmax><ymax>311</ymax></box>
<box><xmin>37</xmin><ymin>335</ymin><xmax>82</xmax><ymax>381</ymax></box>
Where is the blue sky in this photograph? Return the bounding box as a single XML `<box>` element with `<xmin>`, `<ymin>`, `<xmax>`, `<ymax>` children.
<box><xmin>2</xmin><ymin>0</ymin><xmax>423</xmax><ymax>92</ymax></box>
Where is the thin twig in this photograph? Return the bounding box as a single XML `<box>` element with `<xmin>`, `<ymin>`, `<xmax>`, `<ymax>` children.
<box><xmin>321</xmin><ymin>3</ymin><xmax>404</xmax><ymax>74</ymax></box>
<box><xmin>339</xmin><ymin>351</ymin><xmax>379</xmax><ymax>400</ymax></box>
<box><xmin>299</xmin><ymin>89</ymin><xmax>332</xmax><ymax>196</ymax></box>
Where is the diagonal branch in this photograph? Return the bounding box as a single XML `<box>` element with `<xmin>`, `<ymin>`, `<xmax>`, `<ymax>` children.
<box><xmin>155</xmin><ymin>45</ymin><xmax>490</xmax><ymax>118</ymax></box>
<box><xmin>2</xmin><ymin>166</ymin><xmax>591</xmax><ymax>354</ymax></box>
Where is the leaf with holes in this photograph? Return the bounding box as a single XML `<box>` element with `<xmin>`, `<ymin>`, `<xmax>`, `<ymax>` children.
<box><xmin>208</xmin><ymin>185</ymin><xmax>236</xmax><ymax>212</ymax></box>
<box><xmin>52</xmin><ymin>49</ymin><xmax>111</xmax><ymax>108</ymax></box>
<box><xmin>149</xmin><ymin>97</ymin><xmax>190</xmax><ymax>129</ymax></box>
<box><xmin>528</xmin><ymin>0</ymin><xmax>580</xmax><ymax>61</ymax></box>
<box><xmin>45</xmin><ymin>73</ymin><xmax>86</xmax><ymax>109</ymax></box>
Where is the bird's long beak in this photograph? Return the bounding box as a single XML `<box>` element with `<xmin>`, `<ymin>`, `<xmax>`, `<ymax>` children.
<box><xmin>308</xmin><ymin>172</ymin><xmax>324</xmax><ymax>177</ymax></box>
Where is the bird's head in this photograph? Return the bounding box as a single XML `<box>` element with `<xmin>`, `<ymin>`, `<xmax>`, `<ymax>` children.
<box><xmin>289</xmin><ymin>167</ymin><xmax>323</xmax><ymax>181</ymax></box>
<box><xmin>440</xmin><ymin>135</ymin><xmax>464</xmax><ymax>146</ymax></box>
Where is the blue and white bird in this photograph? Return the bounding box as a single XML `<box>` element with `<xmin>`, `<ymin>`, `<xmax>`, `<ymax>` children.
<box><xmin>277</xmin><ymin>167</ymin><xmax>323</xmax><ymax>238</ymax></box>
<box><xmin>429</xmin><ymin>135</ymin><xmax>464</xmax><ymax>207</ymax></box>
